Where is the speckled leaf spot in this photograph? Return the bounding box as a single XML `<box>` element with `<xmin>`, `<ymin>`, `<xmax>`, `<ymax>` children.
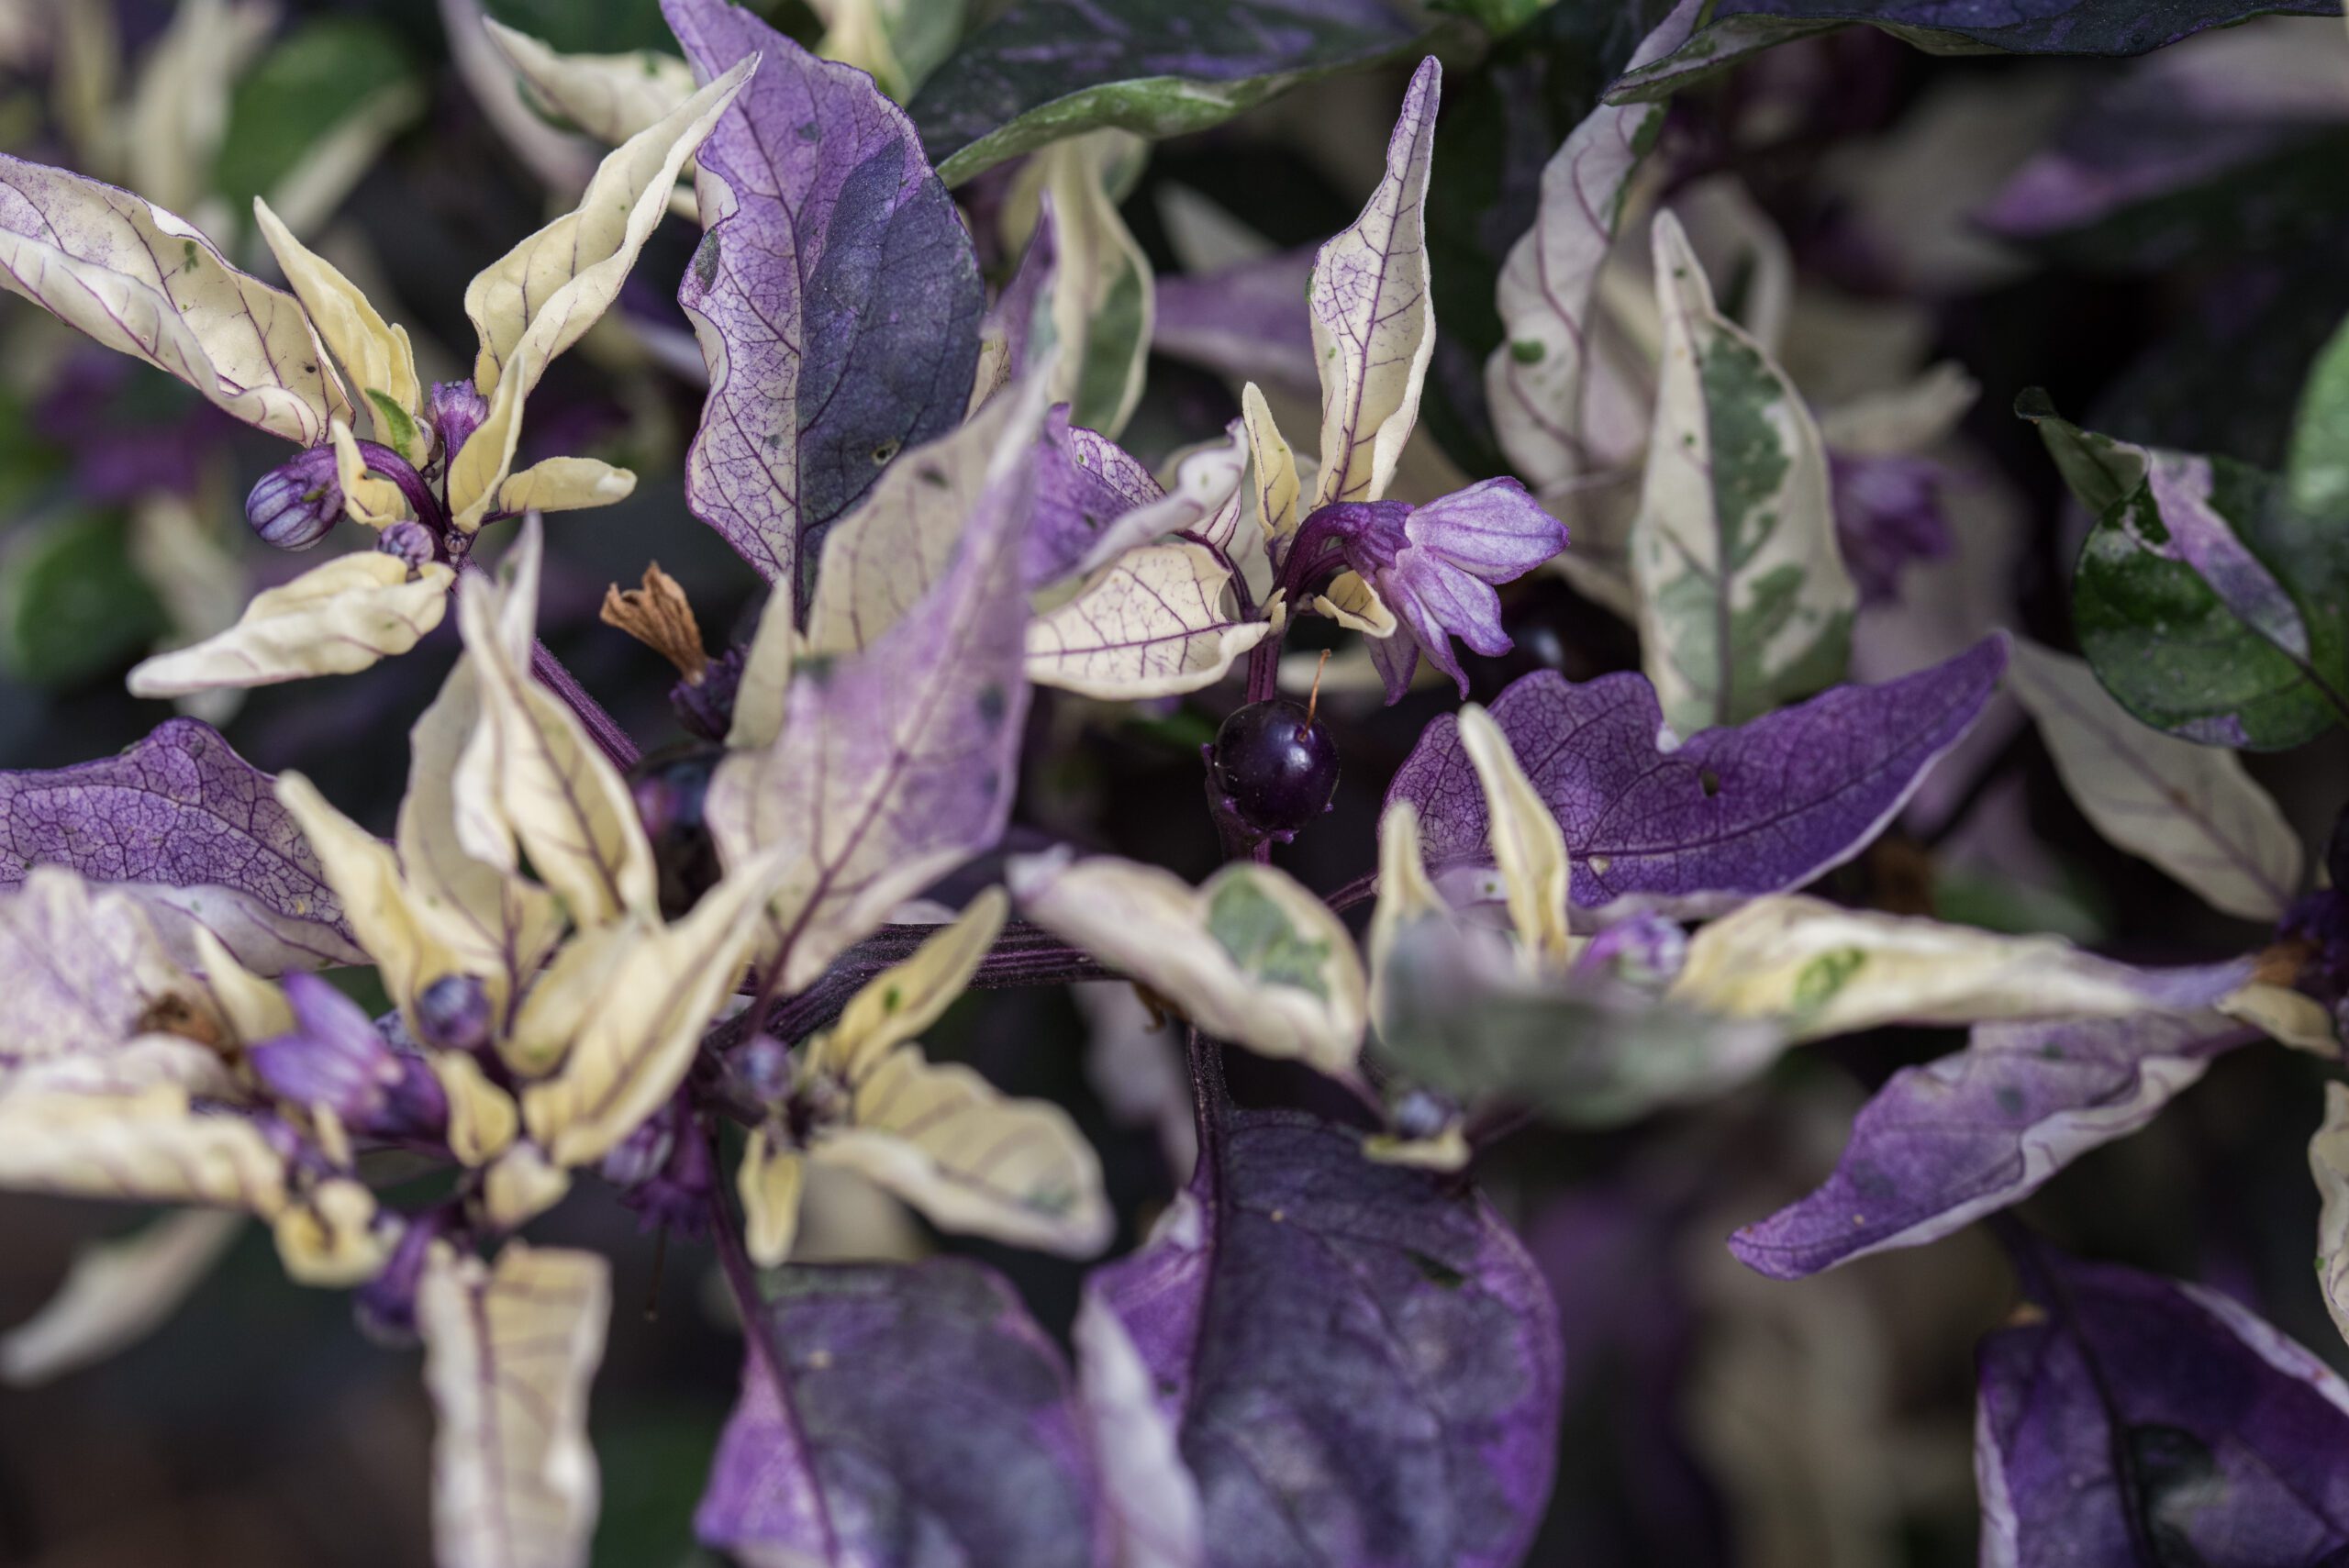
<box><xmin>1630</xmin><ymin>210</ymin><xmax>1854</xmax><ymax>733</ymax></box>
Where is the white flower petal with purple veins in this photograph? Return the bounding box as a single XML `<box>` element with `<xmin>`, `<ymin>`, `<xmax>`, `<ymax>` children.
<box><xmin>0</xmin><ymin>154</ymin><xmax>352</xmax><ymax>443</ymax></box>
<box><xmin>666</xmin><ymin>0</ymin><xmax>984</xmax><ymax>605</ymax></box>
<box><xmin>2007</xmin><ymin>638</ymin><xmax>2304</xmax><ymax>922</ymax></box>
<box><xmin>1387</xmin><ymin>637</ymin><xmax>2005</xmax><ymax>917</ymax></box>
<box><xmin>0</xmin><ymin>718</ymin><xmax>365</xmax><ymax>974</ymax></box>
<box><xmin>697</xmin><ymin>1260</ymin><xmax>1108</xmax><ymax>1568</ymax></box>
<box><xmin>1310</xmin><ymin>56</ymin><xmax>1439</xmax><ymax>511</ymax></box>
<box><xmin>1976</xmin><ymin>1246</ymin><xmax>2349</xmax><ymax>1565</ymax></box>
<box><xmin>1079</xmin><ymin>1110</ymin><xmax>1562</xmax><ymax>1568</ymax></box>
<box><xmin>1732</xmin><ymin>1012</ymin><xmax>2257</xmax><ymax>1281</ymax></box>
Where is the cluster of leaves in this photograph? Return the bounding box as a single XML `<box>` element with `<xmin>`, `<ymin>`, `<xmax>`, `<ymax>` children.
<box><xmin>3</xmin><ymin>0</ymin><xmax>2349</xmax><ymax>1564</ymax></box>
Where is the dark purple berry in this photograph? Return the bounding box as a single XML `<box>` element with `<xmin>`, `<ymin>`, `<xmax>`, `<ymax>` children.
<box><xmin>416</xmin><ymin>973</ymin><xmax>493</xmax><ymax>1054</ymax></box>
<box><xmin>630</xmin><ymin>743</ymin><xmax>724</xmax><ymax>918</ymax></box>
<box><xmin>1209</xmin><ymin>699</ymin><xmax>1340</xmax><ymax>837</ymax></box>
<box><xmin>245</xmin><ymin>445</ymin><xmax>343</xmax><ymax>550</ymax></box>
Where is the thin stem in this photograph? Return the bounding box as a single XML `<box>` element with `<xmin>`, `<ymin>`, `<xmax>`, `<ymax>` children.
<box><xmin>531</xmin><ymin>639</ymin><xmax>641</xmax><ymax>772</ymax></box>
<box><xmin>1323</xmin><ymin>871</ymin><xmax>1378</xmax><ymax>915</ymax></box>
<box><xmin>705</xmin><ymin>1171</ymin><xmax>843</xmax><ymax>1562</ymax></box>
<box><xmin>1185</xmin><ymin>1025</ymin><xmax>1230</xmax><ymax>1177</ymax></box>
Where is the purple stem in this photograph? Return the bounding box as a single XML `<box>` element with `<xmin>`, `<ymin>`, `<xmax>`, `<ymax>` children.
<box><xmin>531</xmin><ymin>640</ymin><xmax>641</xmax><ymax>772</ymax></box>
<box><xmin>353</xmin><ymin>439</ymin><xmax>451</xmax><ymax>536</ymax></box>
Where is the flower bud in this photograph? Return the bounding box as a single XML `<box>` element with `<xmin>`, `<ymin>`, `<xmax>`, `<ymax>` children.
<box><xmin>602</xmin><ymin>1094</ymin><xmax>713</xmax><ymax>1238</ymax></box>
<box><xmin>416</xmin><ymin>973</ymin><xmax>494</xmax><ymax>1054</ymax></box>
<box><xmin>1575</xmin><ymin>913</ymin><xmax>1687</xmax><ymax>990</ymax></box>
<box><xmin>244</xmin><ymin>445</ymin><xmax>344</xmax><ymax>550</ymax></box>
<box><xmin>354</xmin><ymin>1209</ymin><xmax>445</xmax><ymax>1345</ymax></box>
<box><xmin>428</xmin><ymin>380</ymin><xmax>488</xmax><ymax>463</ymax></box>
<box><xmin>377</xmin><ymin>518</ymin><xmax>438</xmax><ymax>577</ymax></box>
<box><xmin>250</xmin><ymin>973</ymin><xmax>448</xmax><ymax>1141</ymax></box>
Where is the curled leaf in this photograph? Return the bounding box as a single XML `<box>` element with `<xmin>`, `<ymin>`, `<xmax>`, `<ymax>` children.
<box><xmin>126</xmin><ymin>553</ymin><xmax>454</xmax><ymax>698</ymax></box>
<box><xmin>0</xmin><ymin>1208</ymin><xmax>243</xmax><ymax>1387</ymax></box>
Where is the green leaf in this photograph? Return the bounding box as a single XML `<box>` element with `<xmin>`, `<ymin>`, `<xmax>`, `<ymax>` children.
<box><xmin>907</xmin><ymin>0</ymin><xmax>1428</xmax><ymax>188</ymax></box>
<box><xmin>213</xmin><ymin>18</ymin><xmax>420</xmax><ymax>221</ymax></box>
<box><xmin>1430</xmin><ymin>0</ymin><xmax>1560</xmax><ymax>35</ymax></box>
<box><xmin>1609</xmin><ymin>1</ymin><xmax>2340</xmax><ymax>104</ymax></box>
<box><xmin>1208</xmin><ymin>876</ymin><xmax>1332</xmax><ymax>1000</ymax></box>
<box><xmin>2054</xmin><ymin>426</ymin><xmax>2349</xmax><ymax>750</ymax></box>
<box><xmin>0</xmin><ymin>512</ymin><xmax>168</xmax><ymax>688</ymax></box>
<box><xmin>483</xmin><ymin>0</ymin><xmax>685</xmax><ymax>53</ymax></box>
<box><xmin>2017</xmin><ymin>388</ymin><xmax>2147</xmax><ymax>516</ymax></box>
<box><xmin>2288</xmin><ymin>310</ymin><xmax>2349</xmax><ymax>521</ymax></box>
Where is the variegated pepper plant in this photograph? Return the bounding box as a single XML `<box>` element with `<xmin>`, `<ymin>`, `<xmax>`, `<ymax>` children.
<box><xmin>3</xmin><ymin>1</ymin><xmax>2349</xmax><ymax>1565</ymax></box>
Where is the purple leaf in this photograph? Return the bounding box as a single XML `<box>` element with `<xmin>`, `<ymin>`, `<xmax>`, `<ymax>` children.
<box><xmin>1080</xmin><ymin>1109</ymin><xmax>1562</xmax><ymax>1568</ymax></box>
<box><xmin>1028</xmin><ymin>404</ymin><xmax>1164</xmax><ymax>589</ymax></box>
<box><xmin>707</xmin><ymin>378</ymin><xmax>1045</xmax><ymax>994</ymax></box>
<box><xmin>1386</xmin><ymin>635</ymin><xmax>2006</xmax><ymax>915</ymax></box>
<box><xmin>0</xmin><ymin>717</ymin><xmax>364</xmax><ymax>974</ymax></box>
<box><xmin>1731</xmin><ymin>1011</ymin><xmax>2256</xmax><ymax>1281</ymax></box>
<box><xmin>696</xmin><ymin>1260</ymin><xmax>1108</xmax><ymax>1568</ymax></box>
<box><xmin>1152</xmin><ymin>245</ymin><xmax>1319</xmax><ymax>395</ymax></box>
<box><xmin>665</xmin><ymin>0</ymin><xmax>984</xmax><ymax>602</ymax></box>
<box><xmin>1976</xmin><ymin>1245</ymin><xmax>2349</xmax><ymax>1564</ymax></box>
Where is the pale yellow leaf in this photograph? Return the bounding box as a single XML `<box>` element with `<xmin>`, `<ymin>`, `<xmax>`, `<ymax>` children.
<box><xmin>126</xmin><ymin>553</ymin><xmax>453</xmax><ymax>697</ymax></box>
<box><xmin>331</xmin><ymin>417</ymin><xmax>410</xmax><ymax>527</ymax></box>
<box><xmin>812</xmin><ymin>890</ymin><xmax>1008</xmax><ymax>1083</ymax></box>
<box><xmin>484</xmin><ymin>21</ymin><xmax>696</xmax><ymax>146</ymax></box>
<box><xmin>1367</xmin><ymin>801</ymin><xmax>1446</xmax><ymax>1022</ymax></box>
<box><xmin>483</xmin><ymin>1143</ymin><xmax>572</xmax><ymax>1229</ymax></box>
<box><xmin>1669</xmin><ymin>895</ymin><xmax>2224</xmax><ymax>1042</ymax></box>
<box><xmin>254</xmin><ymin>197</ymin><xmax>423</xmax><ymax>461</ymax></box>
<box><xmin>1009</xmin><ymin>851</ymin><xmax>1365</xmax><ymax>1077</ymax></box>
<box><xmin>521</xmin><ymin>851</ymin><xmax>785</xmax><ymax>1167</ymax></box>
<box><xmin>0</xmin><ymin>154</ymin><xmax>351</xmax><ymax>442</ymax></box>
<box><xmin>1456</xmin><ymin>706</ymin><xmax>1575</xmax><ymax>970</ymax></box>
<box><xmin>739</xmin><ymin>1130</ymin><xmax>805</xmax><ymax>1269</ymax></box>
<box><xmin>433</xmin><ymin>1051</ymin><xmax>521</xmax><ymax>1167</ymax></box>
<box><xmin>496</xmin><ymin>455</ymin><xmax>637</xmax><ymax>516</ymax></box>
<box><xmin>816</xmin><ymin>1048</ymin><xmax>1112</xmax><ymax>1256</ymax></box>
<box><xmin>273</xmin><ymin>1176</ymin><xmax>390</xmax><ymax>1287</ymax></box>
<box><xmin>452</xmin><ymin>520</ymin><xmax>656</xmax><ymax>927</ymax></box>
<box><xmin>1241</xmin><ymin>382</ymin><xmax>1300</xmax><ymax>550</ymax></box>
<box><xmin>0</xmin><ymin>1080</ymin><xmax>286</xmax><ymax>1214</ymax></box>
<box><xmin>450</xmin><ymin>61</ymin><xmax>752</xmax><ymax>530</ymax></box>
<box><xmin>0</xmin><ymin>1208</ymin><xmax>242</xmax><ymax>1387</ymax></box>
<box><xmin>1312</xmin><ymin>569</ymin><xmax>1397</xmax><ymax>637</ymax></box>
<box><xmin>186</xmin><ymin>925</ymin><xmax>293</xmax><ymax>1044</ymax></box>
<box><xmin>420</xmin><ymin>1241</ymin><xmax>608</xmax><ymax>1568</ymax></box>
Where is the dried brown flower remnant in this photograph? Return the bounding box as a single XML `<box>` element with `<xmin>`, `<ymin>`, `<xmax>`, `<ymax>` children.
<box><xmin>602</xmin><ymin>563</ymin><xmax>708</xmax><ymax>684</ymax></box>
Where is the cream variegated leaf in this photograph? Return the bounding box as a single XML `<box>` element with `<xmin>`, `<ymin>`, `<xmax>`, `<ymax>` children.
<box><xmin>805</xmin><ymin>383</ymin><xmax>1027</xmax><ymax>658</ymax></box>
<box><xmin>434</xmin><ymin>1052</ymin><xmax>521</xmax><ymax>1168</ymax></box>
<box><xmin>501</xmin><ymin>923</ymin><xmax>630</xmax><ymax>1081</ymax></box>
<box><xmin>452</xmin><ymin>520</ymin><xmax>656</xmax><ymax>928</ymax></box>
<box><xmin>420</xmin><ymin>1241</ymin><xmax>608</xmax><ymax>1568</ymax></box>
<box><xmin>0</xmin><ymin>1079</ymin><xmax>287</xmax><ymax>1214</ymax></box>
<box><xmin>275</xmin><ymin>772</ymin><xmax>470</xmax><ymax>1034</ymax></box>
<box><xmin>126</xmin><ymin>554</ymin><xmax>454</xmax><ymax>697</ymax></box>
<box><xmin>272</xmin><ymin>1176</ymin><xmax>391</xmax><ymax>1287</ymax></box>
<box><xmin>1486</xmin><ymin>0</ymin><xmax>1700</xmax><ymax>495</ymax></box>
<box><xmin>0</xmin><ymin>153</ymin><xmax>351</xmax><ymax>443</ymax></box>
<box><xmin>186</xmin><ymin>926</ymin><xmax>293</xmax><ymax>1045</ymax></box>
<box><xmin>812</xmin><ymin>890</ymin><xmax>1008</xmax><ymax>1084</ymax></box>
<box><xmin>253</xmin><ymin>198</ymin><xmax>424</xmax><ymax>462</ymax></box>
<box><xmin>521</xmin><ymin>852</ymin><xmax>785</xmax><ymax>1167</ymax></box>
<box><xmin>495</xmin><ymin>456</ymin><xmax>637</xmax><ymax>516</ymax></box>
<box><xmin>1366</xmin><ymin>801</ymin><xmax>1448</xmax><ymax>1022</ymax></box>
<box><xmin>1027</xmin><ymin>541</ymin><xmax>1271</xmax><ymax>699</ymax></box>
<box><xmin>0</xmin><ymin>1208</ymin><xmax>243</xmax><ymax>1387</ymax></box>
<box><xmin>1456</xmin><ymin>706</ymin><xmax>1574</xmax><ymax>970</ymax></box>
<box><xmin>0</xmin><ymin>868</ymin><xmax>205</xmax><ymax>1067</ymax></box>
<box><xmin>1004</xmin><ymin>129</ymin><xmax>1153</xmax><ymax>438</ymax></box>
<box><xmin>739</xmin><ymin>1130</ymin><xmax>806</xmax><ymax>1269</ymax></box>
<box><xmin>398</xmin><ymin>659</ymin><xmax>566</xmax><ymax>1022</ymax></box>
<box><xmin>1630</xmin><ymin>211</ymin><xmax>1854</xmax><ymax>733</ymax></box>
<box><xmin>450</xmin><ymin>61</ymin><xmax>753</xmax><ymax>529</ymax></box>
<box><xmin>1669</xmin><ymin>895</ymin><xmax>2234</xmax><ymax>1043</ymax></box>
<box><xmin>482</xmin><ymin>1144</ymin><xmax>572</xmax><ymax>1230</ymax></box>
<box><xmin>1310</xmin><ymin>58</ymin><xmax>1439</xmax><ymax>509</ymax></box>
<box><xmin>2006</xmin><ymin>639</ymin><xmax>2303</xmax><ymax>923</ymax></box>
<box><xmin>818</xmin><ymin>1048</ymin><xmax>1112</xmax><ymax>1257</ymax></box>
<box><xmin>484</xmin><ymin>21</ymin><xmax>696</xmax><ymax>147</ymax></box>
<box><xmin>1241</xmin><ymin>381</ymin><xmax>1301</xmax><ymax>551</ymax></box>
<box><xmin>1008</xmin><ymin>851</ymin><xmax>1365</xmax><ymax>1077</ymax></box>
<box><xmin>2312</xmin><ymin>1082</ymin><xmax>2349</xmax><ymax>1351</ymax></box>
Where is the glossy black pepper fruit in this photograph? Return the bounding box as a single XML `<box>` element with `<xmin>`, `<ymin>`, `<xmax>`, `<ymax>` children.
<box><xmin>1209</xmin><ymin>699</ymin><xmax>1340</xmax><ymax>837</ymax></box>
<box><xmin>630</xmin><ymin>743</ymin><xmax>725</xmax><ymax>918</ymax></box>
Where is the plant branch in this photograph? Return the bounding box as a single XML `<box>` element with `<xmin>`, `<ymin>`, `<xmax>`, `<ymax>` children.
<box><xmin>531</xmin><ymin>639</ymin><xmax>641</xmax><ymax>772</ymax></box>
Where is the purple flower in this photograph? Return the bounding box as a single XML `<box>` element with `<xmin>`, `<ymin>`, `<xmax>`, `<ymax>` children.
<box><xmin>427</xmin><ymin>380</ymin><xmax>487</xmax><ymax>463</ymax></box>
<box><xmin>600</xmin><ymin>1093</ymin><xmax>713</xmax><ymax>1239</ymax></box>
<box><xmin>1828</xmin><ymin>450</ymin><xmax>1953</xmax><ymax>606</ymax></box>
<box><xmin>243</xmin><ymin>445</ymin><xmax>344</xmax><ymax>550</ymax></box>
<box><xmin>376</xmin><ymin>519</ymin><xmax>438</xmax><ymax>577</ymax></box>
<box><xmin>353</xmin><ymin>1207</ymin><xmax>449</xmax><ymax>1345</ymax></box>
<box><xmin>249</xmin><ymin>973</ymin><xmax>448</xmax><ymax>1141</ymax></box>
<box><xmin>1299</xmin><ymin>477</ymin><xmax>1568</xmax><ymax>703</ymax></box>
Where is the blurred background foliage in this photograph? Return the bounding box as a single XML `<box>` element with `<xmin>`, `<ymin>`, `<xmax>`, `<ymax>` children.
<box><xmin>0</xmin><ymin>1</ymin><xmax>2344</xmax><ymax>1564</ymax></box>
